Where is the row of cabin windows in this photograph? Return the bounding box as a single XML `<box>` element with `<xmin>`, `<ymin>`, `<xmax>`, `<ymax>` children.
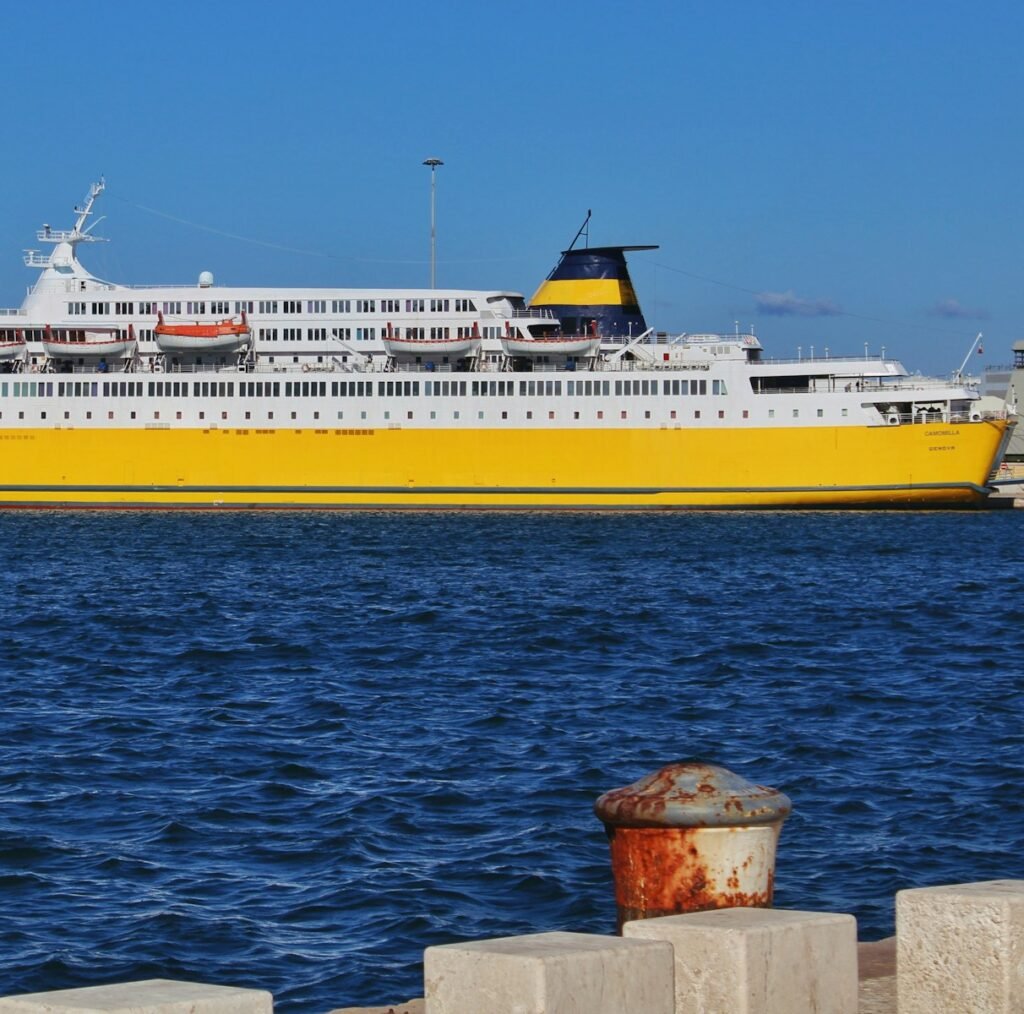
<box><xmin>67</xmin><ymin>298</ymin><xmax>479</xmax><ymax>317</ymax></box>
<box><xmin>0</xmin><ymin>377</ymin><xmax>735</xmax><ymax>402</ymax></box>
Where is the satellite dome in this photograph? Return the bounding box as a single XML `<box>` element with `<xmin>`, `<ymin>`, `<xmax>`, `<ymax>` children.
<box><xmin>198</xmin><ymin>271</ymin><xmax>214</xmax><ymax>288</ymax></box>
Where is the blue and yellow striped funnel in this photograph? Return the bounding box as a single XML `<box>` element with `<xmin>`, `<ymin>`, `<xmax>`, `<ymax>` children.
<box><xmin>529</xmin><ymin>244</ymin><xmax>657</xmax><ymax>338</ymax></box>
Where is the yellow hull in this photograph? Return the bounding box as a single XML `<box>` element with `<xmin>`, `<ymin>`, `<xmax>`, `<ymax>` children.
<box><xmin>0</xmin><ymin>419</ymin><xmax>1009</xmax><ymax>508</ymax></box>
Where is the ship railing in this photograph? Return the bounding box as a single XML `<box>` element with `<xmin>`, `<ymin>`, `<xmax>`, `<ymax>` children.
<box><xmin>508</xmin><ymin>308</ymin><xmax>558</xmax><ymax>320</ymax></box>
<box><xmin>761</xmin><ymin>355</ymin><xmax>895</xmax><ymax>366</ymax></box>
<box><xmin>62</xmin><ymin>279</ymin><xmax>117</xmax><ymax>293</ymax></box>
<box><xmin>752</xmin><ymin>378</ymin><xmax>978</xmax><ymax>394</ymax></box>
<box><xmin>120</xmin><ymin>283</ymin><xmax>217</xmax><ymax>290</ymax></box>
<box><xmin>0</xmin><ymin>308</ymin><xmax>24</xmax><ymax>316</ymax></box>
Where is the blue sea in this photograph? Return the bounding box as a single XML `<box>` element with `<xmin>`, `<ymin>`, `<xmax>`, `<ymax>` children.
<box><xmin>0</xmin><ymin>511</ymin><xmax>1021</xmax><ymax>1010</ymax></box>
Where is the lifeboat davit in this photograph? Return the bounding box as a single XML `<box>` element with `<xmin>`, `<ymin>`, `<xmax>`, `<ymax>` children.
<box><xmin>154</xmin><ymin>311</ymin><xmax>252</xmax><ymax>353</ymax></box>
<box><xmin>42</xmin><ymin>324</ymin><xmax>137</xmax><ymax>359</ymax></box>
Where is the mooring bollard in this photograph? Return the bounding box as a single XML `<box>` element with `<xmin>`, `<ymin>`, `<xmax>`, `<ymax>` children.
<box><xmin>595</xmin><ymin>761</ymin><xmax>791</xmax><ymax>931</ymax></box>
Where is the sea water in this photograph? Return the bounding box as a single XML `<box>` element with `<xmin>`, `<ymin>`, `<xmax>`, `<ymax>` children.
<box><xmin>0</xmin><ymin>510</ymin><xmax>1021</xmax><ymax>1010</ymax></box>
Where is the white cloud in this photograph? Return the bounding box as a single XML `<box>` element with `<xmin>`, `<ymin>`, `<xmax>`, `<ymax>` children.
<box><xmin>928</xmin><ymin>298</ymin><xmax>989</xmax><ymax>320</ymax></box>
<box><xmin>755</xmin><ymin>290</ymin><xmax>841</xmax><ymax>317</ymax></box>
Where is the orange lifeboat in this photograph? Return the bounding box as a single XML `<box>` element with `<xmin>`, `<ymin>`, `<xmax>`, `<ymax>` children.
<box><xmin>154</xmin><ymin>310</ymin><xmax>252</xmax><ymax>354</ymax></box>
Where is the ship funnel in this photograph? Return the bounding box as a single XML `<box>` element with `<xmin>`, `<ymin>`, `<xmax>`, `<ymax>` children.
<box><xmin>529</xmin><ymin>243</ymin><xmax>657</xmax><ymax>338</ymax></box>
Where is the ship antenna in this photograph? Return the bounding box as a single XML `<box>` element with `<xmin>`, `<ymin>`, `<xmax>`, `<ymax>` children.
<box><xmin>567</xmin><ymin>209</ymin><xmax>592</xmax><ymax>251</ymax></box>
<box><xmin>72</xmin><ymin>178</ymin><xmax>106</xmax><ymax>239</ymax></box>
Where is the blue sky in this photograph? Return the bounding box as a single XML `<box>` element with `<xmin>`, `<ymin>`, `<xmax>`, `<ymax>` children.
<box><xmin>4</xmin><ymin>0</ymin><xmax>1023</xmax><ymax>373</ymax></box>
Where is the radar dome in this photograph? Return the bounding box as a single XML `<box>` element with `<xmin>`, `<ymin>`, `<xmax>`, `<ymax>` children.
<box><xmin>198</xmin><ymin>271</ymin><xmax>214</xmax><ymax>288</ymax></box>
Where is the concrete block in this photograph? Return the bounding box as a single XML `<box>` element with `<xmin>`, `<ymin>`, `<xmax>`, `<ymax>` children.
<box><xmin>624</xmin><ymin>907</ymin><xmax>857</xmax><ymax>1014</ymax></box>
<box><xmin>0</xmin><ymin>979</ymin><xmax>272</xmax><ymax>1014</ymax></box>
<box><xmin>897</xmin><ymin>879</ymin><xmax>1024</xmax><ymax>1013</ymax></box>
<box><xmin>424</xmin><ymin>930</ymin><xmax>673</xmax><ymax>1014</ymax></box>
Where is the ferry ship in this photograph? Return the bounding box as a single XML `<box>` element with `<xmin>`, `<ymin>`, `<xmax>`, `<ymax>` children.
<box><xmin>0</xmin><ymin>180</ymin><xmax>1013</xmax><ymax>509</ymax></box>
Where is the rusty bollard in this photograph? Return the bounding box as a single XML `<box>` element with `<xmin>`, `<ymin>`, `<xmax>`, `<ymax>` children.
<box><xmin>594</xmin><ymin>761</ymin><xmax>792</xmax><ymax>932</ymax></box>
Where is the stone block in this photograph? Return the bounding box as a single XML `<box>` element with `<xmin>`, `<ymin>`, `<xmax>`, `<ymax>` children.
<box><xmin>424</xmin><ymin>930</ymin><xmax>673</xmax><ymax>1014</ymax></box>
<box><xmin>897</xmin><ymin>879</ymin><xmax>1024</xmax><ymax>1013</ymax></box>
<box><xmin>624</xmin><ymin>907</ymin><xmax>857</xmax><ymax>1013</ymax></box>
<box><xmin>0</xmin><ymin>979</ymin><xmax>272</xmax><ymax>1014</ymax></box>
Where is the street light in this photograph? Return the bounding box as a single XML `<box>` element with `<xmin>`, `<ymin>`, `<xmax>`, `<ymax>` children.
<box><xmin>423</xmin><ymin>157</ymin><xmax>444</xmax><ymax>288</ymax></box>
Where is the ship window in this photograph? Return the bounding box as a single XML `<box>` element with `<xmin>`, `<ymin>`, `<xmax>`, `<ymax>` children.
<box><xmin>793</xmin><ymin>409</ymin><xmax>799</xmax><ymax>418</ymax></box>
<box><xmin>695</xmin><ymin>410</ymin><xmax>701</xmax><ymax>419</ymax></box>
<box><xmin>718</xmin><ymin>410</ymin><xmax>725</xmax><ymax>419</ymax></box>
<box><xmin>526</xmin><ymin>411</ymin><xmax>532</xmax><ymax>419</ymax></box>
<box><xmin>645</xmin><ymin>410</ymin><xmax>651</xmax><ymax>419</ymax></box>
<box><xmin>743</xmin><ymin>410</ymin><xmax>749</xmax><ymax>419</ymax></box>
<box><xmin>698</xmin><ymin>380</ymin><xmax>707</xmax><ymax>395</ymax></box>
<box><xmin>459</xmin><ymin>382</ymin><xmax>466</xmax><ymax>396</ymax></box>
<box><xmin>842</xmin><ymin>408</ymin><xmax>848</xmax><ymax>417</ymax></box>
<box><xmin>817</xmin><ymin>408</ymin><xmax>823</xmax><ymax>418</ymax></box>
<box><xmin>769</xmin><ymin>409</ymin><xmax>775</xmax><ymax>418</ymax></box>
<box><xmin>597</xmin><ymin>410</ymin><xmax>604</xmax><ymax>419</ymax></box>
<box><xmin>621</xmin><ymin>410</ymin><xmax>627</xmax><ymax>419</ymax></box>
